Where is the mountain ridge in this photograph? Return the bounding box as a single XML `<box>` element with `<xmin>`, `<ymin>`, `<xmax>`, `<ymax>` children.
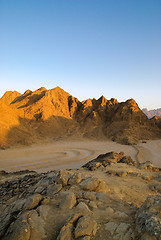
<box><xmin>142</xmin><ymin>108</ymin><xmax>161</xmax><ymax>119</ymax></box>
<box><xmin>0</xmin><ymin>86</ymin><xmax>161</xmax><ymax>148</ymax></box>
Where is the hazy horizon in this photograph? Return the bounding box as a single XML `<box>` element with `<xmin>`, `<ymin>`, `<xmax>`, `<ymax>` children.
<box><xmin>0</xmin><ymin>0</ymin><xmax>161</xmax><ymax>109</ymax></box>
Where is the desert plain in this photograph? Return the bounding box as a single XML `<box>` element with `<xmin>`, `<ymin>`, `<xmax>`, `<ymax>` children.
<box><xmin>0</xmin><ymin>139</ymin><xmax>161</xmax><ymax>173</ymax></box>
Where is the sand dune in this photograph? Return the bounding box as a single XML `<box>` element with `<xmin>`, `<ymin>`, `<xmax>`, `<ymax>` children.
<box><xmin>0</xmin><ymin>140</ymin><xmax>137</xmax><ymax>173</ymax></box>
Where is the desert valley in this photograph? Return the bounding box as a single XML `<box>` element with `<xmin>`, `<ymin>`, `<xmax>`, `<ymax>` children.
<box><xmin>0</xmin><ymin>87</ymin><xmax>161</xmax><ymax>239</ymax></box>
<box><xmin>1</xmin><ymin>0</ymin><xmax>161</xmax><ymax>238</ymax></box>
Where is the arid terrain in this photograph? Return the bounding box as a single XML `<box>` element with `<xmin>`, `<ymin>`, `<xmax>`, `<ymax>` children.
<box><xmin>0</xmin><ymin>87</ymin><xmax>161</xmax><ymax>239</ymax></box>
<box><xmin>1</xmin><ymin>139</ymin><xmax>161</xmax><ymax>173</ymax></box>
<box><xmin>0</xmin><ymin>140</ymin><xmax>137</xmax><ymax>173</ymax></box>
<box><xmin>0</xmin><ymin>151</ymin><xmax>161</xmax><ymax>240</ymax></box>
<box><xmin>0</xmin><ymin>87</ymin><xmax>161</xmax><ymax>149</ymax></box>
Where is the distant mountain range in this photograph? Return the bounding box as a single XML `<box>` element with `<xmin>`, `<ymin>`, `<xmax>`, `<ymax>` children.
<box><xmin>142</xmin><ymin>108</ymin><xmax>161</xmax><ymax>119</ymax></box>
<box><xmin>0</xmin><ymin>87</ymin><xmax>161</xmax><ymax>148</ymax></box>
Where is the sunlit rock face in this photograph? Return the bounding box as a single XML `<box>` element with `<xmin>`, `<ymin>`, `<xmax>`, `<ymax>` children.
<box><xmin>0</xmin><ymin>86</ymin><xmax>160</xmax><ymax>148</ymax></box>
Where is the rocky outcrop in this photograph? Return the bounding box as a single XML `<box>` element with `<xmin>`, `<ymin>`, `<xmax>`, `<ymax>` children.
<box><xmin>0</xmin><ymin>151</ymin><xmax>161</xmax><ymax>239</ymax></box>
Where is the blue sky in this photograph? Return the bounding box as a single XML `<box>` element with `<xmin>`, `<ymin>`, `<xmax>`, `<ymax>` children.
<box><xmin>0</xmin><ymin>0</ymin><xmax>161</xmax><ymax>109</ymax></box>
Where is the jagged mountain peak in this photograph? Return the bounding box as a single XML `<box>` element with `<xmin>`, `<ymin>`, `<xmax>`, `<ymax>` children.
<box><xmin>1</xmin><ymin>91</ymin><xmax>21</xmax><ymax>105</ymax></box>
<box><xmin>0</xmin><ymin>86</ymin><xmax>161</xmax><ymax>147</ymax></box>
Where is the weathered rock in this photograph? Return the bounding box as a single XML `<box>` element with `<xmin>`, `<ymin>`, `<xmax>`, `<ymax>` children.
<box><xmin>59</xmin><ymin>192</ymin><xmax>76</xmax><ymax>209</ymax></box>
<box><xmin>142</xmin><ymin>174</ymin><xmax>153</xmax><ymax>181</ymax></box>
<box><xmin>88</xmin><ymin>201</ymin><xmax>97</xmax><ymax>209</ymax></box>
<box><xmin>80</xmin><ymin>177</ymin><xmax>100</xmax><ymax>191</ymax></box>
<box><xmin>74</xmin><ymin>216</ymin><xmax>97</xmax><ymax>238</ymax></box>
<box><xmin>75</xmin><ymin>192</ymin><xmax>83</xmax><ymax>199</ymax></box>
<box><xmin>83</xmin><ymin>152</ymin><xmax>125</xmax><ymax>170</ymax></box>
<box><xmin>0</xmin><ymin>212</ymin><xmax>14</xmax><ymax>238</ymax></box>
<box><xmin>57</xmin><ymin>223</ymin><xmax>73</xmax><ymax>240</ymax></box>
<box><xmin>116</xmin><ymin>170</ymin><xmax>127</xmax><ymax>177</ymax></box>
<box><xmin>24</xmin><ymin>194</ymin><xmax>42</xmax><ymax>210</ymax></box>
<box><xmin>115</xmin><ymin>222</ymin><xmax>131</xmax><ymax>237</ymax></box>
<box><xmin>118</xmin><ymin>156</ymin><xmax>136</xmax><ymax>165</ymax></box>
<box><xmin>41</xmin><ymin>197</ymin><xmax>51</xmax><ymax>205</ymax></box>
<box><xmin>68</xmin><ymin>172</ymin><xmax>82</xmax><ymax>185</ymax></box>
<box><xmin>115</xmin><ymin>211</ymin><xmax>128</xmax><ymax>218</ymax></box>
<box><xmin>150</xmin><ymin>183</ymin><xmax>161</xmax><ymax>193</ymax></box>
<box><xmin>95</xmin><ymin>192</ymin><xmax>109</xmax><ymax>203</ymax></box>
<box><xmin>76</xmin><ymin>202</ymin><xmax>91</xmax><ymax>214</ymax></box>
<box><xmin>77</xmin><ymin>198</ymin><xmax>90</xmax><ymax>205</ymax></box>
<box><xmin>34</xmin><ymin>178</ymin><xmax>49</xmax><ymax>193</ymax></box>
<box><xmin>55</xmin><ymin>170</ymin><xmax>70</xmax><ymax>186</ymax></box>
<box><xmin>57</xmin><ymin>213</ymin><xmax>83</xmax><ymax>240</ymax></box>
<box><xmin>106</xmin><ymin>207</ymin><xmax>115</xmax><ymax>215</ymax></box>
<box><xmin>37</xmin><ymin>205</ymin><xmax>51</xmax><ymax>221</ymax></box>
<box><xmin>96</xmin><ymin>179</ymin><xmax>110</xmax><ymax>192</ymax></box>
<box><xmin>10</xmin><ymin>199</ymin><xmax>26</xmax><ymax>213</ymax></box>
<box><xmin>83</xmin><ymin>191</ymin><xmax>97</xmax><ymax>201</ymax></box>
<box><xmin>104</xmin><ymin>222</ymin><xmax>133</xmax><ymax>240</ymax></box>
<box><xmin>3</xmin><ymin>211</ymin><xmax>30</xmax><ymax>240</ymax></box>
<box><xmin>78</xmin><ymin>236</ymin><xmax>90</xmax><ymax>240</ymax></box>
<box><xmin>80</xmin><ymin>177</ymin><xmax>109</xmax><ymax>192</ymax></box>
<box><xmin>46</xmin><ymin>183</ymin><xmax>62</xmax><ymax>196</ymax></box>
<box><xmin>104</xmin><ymin>222</ymin><xmax>119</xmax><ymax>235</ymax></box>
<box><xmin>136</xmin><ymin>195</ymin><xmax>161</xmax><ymax>239</ymax></box>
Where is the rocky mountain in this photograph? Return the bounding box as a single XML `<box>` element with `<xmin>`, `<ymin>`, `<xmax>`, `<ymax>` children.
<box><xmin>0</xmin><ymin>87</ymin><xmax>161</xmax><ymax>148</ymax></box>
<box><xmin>0</xmin><ymin>151</ymin><xmax>161</xmax><ymax>240</ymax></box>
<box><xmin>142</xmin><ymin>108</ymin><xmax>161</xmax><ymax>119</ymax></box>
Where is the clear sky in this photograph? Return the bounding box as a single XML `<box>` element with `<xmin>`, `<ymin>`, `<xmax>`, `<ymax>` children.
<box><xmin>0</xmin><ymin>0</ymin><xmax>161</xmax><ymax>110</ymax></box>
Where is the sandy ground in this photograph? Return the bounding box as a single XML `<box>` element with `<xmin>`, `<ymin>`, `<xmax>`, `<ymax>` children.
<box><xmin>136</xmin><ymin>139</ymin><xmax>161</xmax><ymax>168</ymax></box>
<box><xmin>1</xmin><ymin>139</ymin><xmax>161</xmax><ymax>173</ymax></box>
<box><xmin>0</xmin><ymin>140</ymin><xmax>137</xmax><ymax>173</ymax></box>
